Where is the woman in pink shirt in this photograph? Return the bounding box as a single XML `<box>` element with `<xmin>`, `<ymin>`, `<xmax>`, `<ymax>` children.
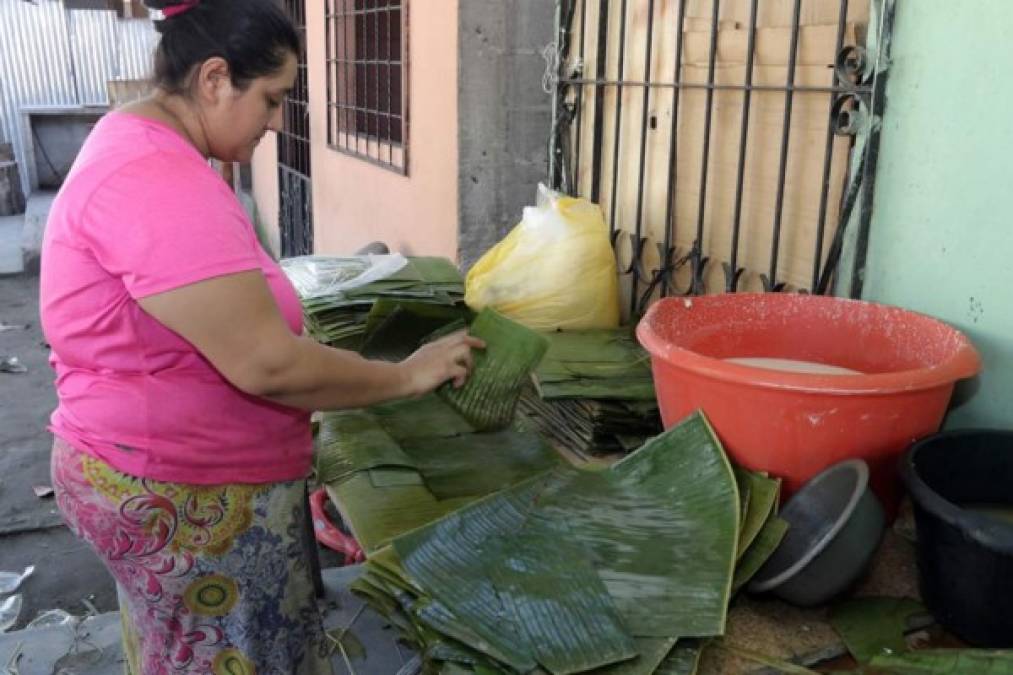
<box><xmin>39</xmin><ymin>1</ymin><xmax>480</xmax><ymax>673</ymax></box>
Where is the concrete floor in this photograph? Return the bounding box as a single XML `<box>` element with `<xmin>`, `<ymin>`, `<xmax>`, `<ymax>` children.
<box><xmin>0</xmin><ymin>273</ymin><xmax>118</xmax><ymax>629</ymax></box>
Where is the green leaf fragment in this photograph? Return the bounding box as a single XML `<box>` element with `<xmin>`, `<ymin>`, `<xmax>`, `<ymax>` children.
<box><xmin>829</xmin><ymin>596</ymin><xmax>927</xmax><ymax>664</ymax></box>
<box><xmin>732</xmin><ymin>516</ymin><xmax>789</xmax><ymax>593</ymax></box>
<box><xmin>735</xmin><ymin>469</ymin><xmax>781</xmax><ymax>560</ymax></box>
<box><xmin>868</xmin><ymin>649</ymin><xmax>1013</xmax><ymax>674</ymax></box>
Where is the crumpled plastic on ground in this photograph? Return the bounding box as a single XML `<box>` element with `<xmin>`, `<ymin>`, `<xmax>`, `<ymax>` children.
<box><xmin>0</xmin><ymin>594</ymin><xmax>22</xmax><ymax>633</ymax></box>
<box><xmin>0</xmin><ymin>567</ymin><xmax>33</xmax><ymax>595</ymax></box>
<box><xmin>26</xmin><ymin>609</ymin><xmax>77</xmax><ymax>630</ymax></box>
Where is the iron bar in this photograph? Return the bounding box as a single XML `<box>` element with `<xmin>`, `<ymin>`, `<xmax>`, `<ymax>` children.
<box><xmin>387</xmin><ymin>3</ymin><xmax>393</xmax><ymax>164</ymax></box>
<box><xmin>326</xmin><ymin>1</ymin><xmax>333</xmax><ymax>148</ymax></box>
<box><xmin>764</xmin><ymin>0</ymin><xmax>803</xmax><ymax>292</ymax></box>
<box><xmin>629</xmin><ymin>0</ymin><xmax>657</xmax><ymax>313</ymax></box>
<box><xmin>659</xmin><ymin>0</ymin><xmax>688</xmax><ymax>298</ymax></box>
<box><xmin>724</xmin><ymin>0</ymin><xmax>759</xmax><ymax>292</ymax></box>
<box><xmin>812</xmin><ymin>0</ymin><xmax>851</xmax><ymax>292</ymax></box>
<box><xmin>848</xmin><ymin>0</ymin><xmax>895</xmax><ymax>299</ymax></box>
<box><xmin>344</xmin><ymin>0</ymin><xmax>354</xmax><ymax>153</ymax></box>
<box><xmin>607</xmin><ymin>0</ymin><xmax>630</xmax><ymax>234</ymax></box>
<box><xmin>572</xmin><ymin>0</ymin><xmax>588</xmax><ymax>195</ymax></box>
<box><xmin>558</xmin><ymin>77</ymin><xmax>870</xmax><ymax>95</ymax></box>
<box><xmin>589</xmin><ymin>0</ymin><xmax>609</xmax><ymax>202</ymax></box>
<box><xmin>374</xmin><ymin>0</ymin><xmax>380</xmax><ymax>141</ymax></box>
<box><xmin>690</xmin><ymin>0</ymin><xmax>721</xmax><ymax>295</ymax></box>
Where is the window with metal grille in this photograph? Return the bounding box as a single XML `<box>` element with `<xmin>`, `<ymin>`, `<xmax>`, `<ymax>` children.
<box><xmin>278</xmin><ymin>0</ymin><xmax>313</xmax><ymax>257</ymax></box>
<box><xmin>325</xmin><ymin>0</ymin><xmax>408</xmax><ymax>174</ymax></box>
<box><xmin>552</xmin><ymin>0</ymin><xmax>890</xmax><ymax>313</ymax></box>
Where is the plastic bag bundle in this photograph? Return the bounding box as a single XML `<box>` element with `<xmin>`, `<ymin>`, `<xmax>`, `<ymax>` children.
<box><xmin>465</xmin><ymin>184</ymin><xmax>620</xmax><ymax>331</ymax></box>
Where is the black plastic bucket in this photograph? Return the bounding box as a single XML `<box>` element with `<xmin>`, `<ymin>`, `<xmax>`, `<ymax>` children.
<box><xmin>900</xmin><ymin>430</ymin><xmax>1013</xmax><ymax>647</ymax></box>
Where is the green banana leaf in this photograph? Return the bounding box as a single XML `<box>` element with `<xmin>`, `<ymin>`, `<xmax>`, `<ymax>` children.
<box><xmin>589</xmin><ymin>638</ymin><xmax>679</xmax><ymax>675</ymax></box>
<box><xmin>440</xmin><ymin>309</ymin><xmax>550</xmax><ymax>430</ymax></box>
<box><xmin>327</xmin><ymin>475</ymin><xmax>474</xmax><ymax>554</ymax></box>
<box><xmin>399</xmin><ymin>428</ymin><xmax>563</xmax><ymax>499</ymax></box>
<box><xmin>535</xmin><ymin>330</ymin><xmax>653</xmax><ymax>389</ymax></box>
<box><xmin>488</xmin><ymin>521</ymin><xmax>640</xmax><ymax>674</ymax></box>
<box><xmin>386</xmin><ymin>412</ymin><xmax>739</xmax><ymax>674</ymax></box>
<box><xmin>829</xmin><ymin>597</ymin><xmax>927</xmax><ymax>664</ymax></box>
<box><xmin>370</xmin><ymin>394</ymin><xmax>476</xmax><ymax>442</ymax></box>
<box><xmin>735</xmin><ymin>470</ymin><xmax>781</xmax><ymax>560</ymax></box>
<box><xmin>315</xmin><ymin>410</ymin><xmax>416</xmax><ymax>483</ymax></box>
<box><xmin>530</xmin><ymin>413</ymin><xmax>739</xmax><ymax>638</ymax></box>
<box><xmin>519</xmin><ymin>393</ymin><xmax>662</xmax><ymax>459</ymax></box>
<box><xmin>867</xmin><ymin>649</ymin><xmax>1013</xmax><ymax>674</ymax></box>
<box><xmin>732</xmin><ymin>515</ymin><xmax>789</xmax><ymax>593</ymax></box>
<box><xmin>369</xmin><ymin>467</ymin><xmax>426</xmax><ymax>488</ymax></box>
<box><xmin>653</xmin><ymin>640</ymin><xmax>704</xmax><ymax>675</ymax></box>
<box><xmin>735</xmin><ymin>470</ymin><xmax>753</xmax><ymax>532</ymax></box>
<box><xmin>536</xmin><ymin>378</ymin><xmax>658</xmax><ymax>401</ymax></box>
<box><xmin>285</xmin><ymin>256</ymin><xmax>466</xmax><ymax>350</ymax></box>
<box><xmin>361</xmin><ymin>300</ymin><xmax>470</xmax><ymax>362</ymax></box>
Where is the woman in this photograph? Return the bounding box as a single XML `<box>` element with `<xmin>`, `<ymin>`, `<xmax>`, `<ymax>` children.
<box><xmin>39</xmin><ymin>1</ymin><xmax>481</xmax><ymax>673</ymax></box>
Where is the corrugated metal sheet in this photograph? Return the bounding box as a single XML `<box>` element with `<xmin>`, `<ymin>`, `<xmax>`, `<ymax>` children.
<box><xmin>120</xmin><ymin>19</ymin><xmax>158</xmax><ymax>80</ymax></box>
<box><xmin>0</xmin><ymin>0</ymin><xmax>156</xmax><ymax>198</ymax></box>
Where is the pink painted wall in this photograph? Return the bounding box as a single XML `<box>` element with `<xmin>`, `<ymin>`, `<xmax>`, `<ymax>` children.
<box><xmin>305</xmin><ymin>0</ymin><xmax>460</xmax><ymax>259</ymax></box>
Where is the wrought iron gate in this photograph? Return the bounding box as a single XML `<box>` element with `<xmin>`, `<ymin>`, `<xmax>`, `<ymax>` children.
<box><xmin>279</xmin><ymin>0</ymin><xmax>313</xmax><ymax>257</ymax></box>
<box><xmin>551</xmin><ymin>0</ymin><xmax>893</xmax><ymax>312</ymax></box>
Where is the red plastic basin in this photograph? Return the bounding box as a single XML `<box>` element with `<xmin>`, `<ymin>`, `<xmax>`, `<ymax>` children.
<box><xmin>636</xmin><ymin>294</ymin><xmax>980</xmax><ymax>512</ymax></box>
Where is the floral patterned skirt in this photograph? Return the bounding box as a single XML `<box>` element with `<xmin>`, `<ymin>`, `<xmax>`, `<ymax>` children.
<box><xmin>51</xmin><ymin>437</ymin><xmax>333</xmax><ymax>675</ymax></box>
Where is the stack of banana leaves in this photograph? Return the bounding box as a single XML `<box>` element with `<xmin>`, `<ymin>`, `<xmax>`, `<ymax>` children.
<box><xmin>281</xmin><ymin>255</ymin><xmax>468</xmax><ymax>352</ymax></box>
<box><xmin>320</xmin><ymin>412</ymin><xmax>789</xmax><ymax>675</ymax></box>
<box><xmin>518</xmin><ymin>329</ymin><xmax>663</xmax><ymax>459</ymax></box>
<box><xmin>313</xmin><ymin>307</ymin><xmax>790</xmax><ymax>674</ymax></box>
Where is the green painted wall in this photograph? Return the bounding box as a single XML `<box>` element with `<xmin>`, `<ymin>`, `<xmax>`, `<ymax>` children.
<box><xmin>861</xmin><ymin>0</ymin><xmax>1013</xmax><ymax>428</ymax></box>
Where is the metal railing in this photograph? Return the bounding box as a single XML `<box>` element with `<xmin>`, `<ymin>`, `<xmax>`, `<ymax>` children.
<box><xmin>550</xmin><ymin>0</ymin><xmax>893</xmax><ymax>312</ymax></box>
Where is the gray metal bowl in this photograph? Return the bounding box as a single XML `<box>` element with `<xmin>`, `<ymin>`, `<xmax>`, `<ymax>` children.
<box><xmin>748</xmin><ymin>459</ymin><xmax>886</xmax><ymax>606</ymax></box>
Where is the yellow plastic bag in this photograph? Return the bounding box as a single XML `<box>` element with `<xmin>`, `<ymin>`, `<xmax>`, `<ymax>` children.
<box><xmin>465</xmin><ymin>184</ymin><xmax>620</xmax><ymax>331</ymax></box>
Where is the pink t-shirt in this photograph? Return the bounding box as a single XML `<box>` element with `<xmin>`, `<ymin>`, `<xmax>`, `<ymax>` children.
<box><xmin>40</xmin><ymin>112</ymin><xmax>311</xmax><ymax>485</ymax></box>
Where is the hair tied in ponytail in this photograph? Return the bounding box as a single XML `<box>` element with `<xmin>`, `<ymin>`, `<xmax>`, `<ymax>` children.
<box><xmin>150</xmin><ymin>0</ymin><xmax>200</xmax><ymax>21</ymax></box>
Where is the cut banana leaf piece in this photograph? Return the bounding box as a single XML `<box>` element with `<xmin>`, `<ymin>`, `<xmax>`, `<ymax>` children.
<box><xmin>535</xmin><ymin>330</ymin><xmax>652</xmax><ymax>386</ymax></box>
<box><xmin>399</xmin><ymin>428</ymin><xmax>562</xmax><ymax>499</ymax></box>
<box><xmin>532</xmin><ymin>412</ymin><xmax>740</xmax><ymax>637</ymax></box>
<box><xmin>370</xmin><ymin>394</ymin><xmax>476</xmax><ymax>442</ymax></box>
<box><xmin>327</xmin><ymin>476</ymin><xmax>474</xmax><ymax>554</ymax></box>
<box><xmin>393</xmin><ymin>411</ymin><xmax>739</xmax><ymax>674</ymax></box>
<box><xmin>653</xmin><ymin>640</ymin><xmax>704</xmax><ymax>675</ymax></box>
<box><xmin>829</xmin><ymin>596</ymin><xmax>927</xmax><ymax>664</ymax></box>
<box><xmin>867</xmin><ymin>649</ymin><xmax>1013</xmax><ymax>674</ymax></box>
<box><xmin>361</xmin><ymin>300</ymin><xmax>470</xmax><ymax>362</ymax></box>
<box><xmin>440</xmin><ymin>308</ymin><xmax>549</xmax><ymax>430</ymax></box>
<box><xmin>488</xmin><ymin>520</ymin><xmax>638</xmax><ymax>674</ymax></box>
<box><xmin>732</xmin><ymin>515</ymin><xmax>789</xmax><ymax>593</ymax></box>
<box><xmin>315</xmin><ymin>410</ymin><xmax>416</xmax><ymax>483</ymax></box>
<box><xmin>394</xmin><ymin>476</ymin><xmax>562</xmax><ymax>673</ymax></box>
<box><xmin>735</xmin><ymin>469</ymin><xmax>781</xmax><ymax>560</ymax></box>
<box><xmin>587</xmin><ymin>638</ymin><xmax>678</xmax><ymax>675</ymax></box>
<box><xmin>369</xmin><ymin>467</ymin><xmax>426</xmax><ymax>488</ymax></box>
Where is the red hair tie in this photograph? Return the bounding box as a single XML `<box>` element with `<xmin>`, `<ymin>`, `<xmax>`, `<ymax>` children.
<box><xmin>163</xmin><ymin>0</ymin><xmax>199</xmax><ymax>18</ymax></box>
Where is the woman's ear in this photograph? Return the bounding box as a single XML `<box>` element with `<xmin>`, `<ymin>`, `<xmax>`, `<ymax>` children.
<box><xmin>194</xmin><ymin>56</ymin><xmax>234</xmax><ymax>105</ymax></box>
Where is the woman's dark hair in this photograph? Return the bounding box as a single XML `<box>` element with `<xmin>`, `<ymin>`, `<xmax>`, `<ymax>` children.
<box><xmin>145</xmin><ymin>0</ymin><xmax>300</xmax><ymax>94</ymax></box>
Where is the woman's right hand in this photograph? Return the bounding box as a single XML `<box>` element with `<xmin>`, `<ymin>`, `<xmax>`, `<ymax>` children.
<box><xmin>401</xmin><ymin>330</ymin><xmax>486</xmax><ymax>396</ymax></box>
